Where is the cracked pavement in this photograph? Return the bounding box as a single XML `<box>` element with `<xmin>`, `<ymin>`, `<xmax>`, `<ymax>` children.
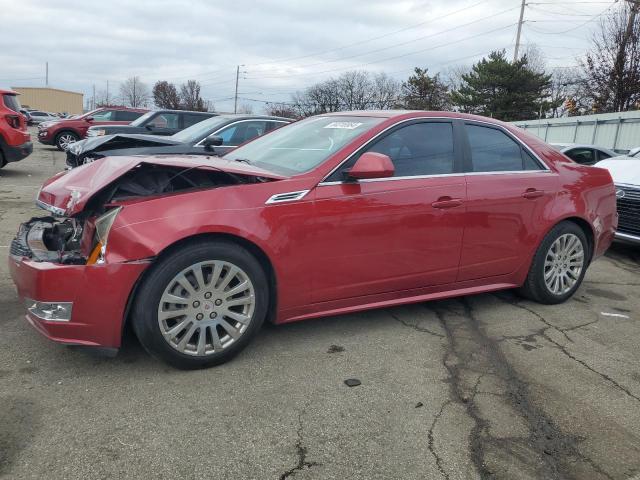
<box><xmin>1</xmin><ymin>135</ymin><xmax>639</xmax><ymax>479</ymax></box>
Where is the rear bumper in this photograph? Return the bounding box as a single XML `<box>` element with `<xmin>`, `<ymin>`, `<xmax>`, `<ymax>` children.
<box><xmin>3</xmin><ymin>141</ymin><xmax>33</xmax><ymax>162</ymax></box>
<box><xmin>8</xmin><ymin>256</ymin><xmax>150</xmax><ymax>348</ymax></box>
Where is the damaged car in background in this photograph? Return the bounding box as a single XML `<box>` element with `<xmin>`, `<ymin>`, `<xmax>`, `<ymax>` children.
<box><xmin>66</xmin><ymin>114</ymin><xmax>292</xmax><ymax>167</ymax></box>
<box><xmin>9</xmin><ymin>111</ymin><xmax>617</xmax><ymax>370</ymax></box>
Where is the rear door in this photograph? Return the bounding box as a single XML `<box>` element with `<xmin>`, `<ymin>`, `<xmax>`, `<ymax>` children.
<box><xmin>458</xmin><ymin>122</ymin><xmax>558</xmax><ymax>281</ymax></box>
<box><xmin>310</xmin><ymin>119</ymin><xmax>467</xmax><ymax>303</ymax></box>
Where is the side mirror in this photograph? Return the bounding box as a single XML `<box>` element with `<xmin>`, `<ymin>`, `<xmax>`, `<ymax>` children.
<box><xmin>347</xmin><ymin>152</ymin><xmax>395</xmax><ymax>180</ymax></box>
<box><xmin>203</xmin><ymin>135</ymin><xmax>223</xmax><ymax>151</ymax></box>
<box><xmin>145</xmin><ymin>124</ymin><xmax>154</xmax><ymax>130</ymax></box>
<box><xmin>86</xmin><ymin>116</ymin><xmax>94</xmax><ymax>122</ymax></box>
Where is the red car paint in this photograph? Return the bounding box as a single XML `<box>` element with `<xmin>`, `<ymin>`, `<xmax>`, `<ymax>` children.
<box><xmin>10</xmin><ymin>111</ymin><xmax>617</xmax><ymax>350</ymax></box>
<box><xmin>37</xmin><ymin>106</ymin><xmax>147</xmax><ymax>146</ymax></box>
<box><xmin>0</xmin><ymin>88</ymin><xmax>32</xmax><ymax>165</ymax></box>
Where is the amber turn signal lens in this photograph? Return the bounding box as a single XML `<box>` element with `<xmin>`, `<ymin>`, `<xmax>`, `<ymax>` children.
<box><xmin>86</xmin><ymin>241</ymin><xmax>103</xmax><ymax>265</ymax></box>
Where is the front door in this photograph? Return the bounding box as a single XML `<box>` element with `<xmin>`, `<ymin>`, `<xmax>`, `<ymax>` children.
<box><xmin>310</xmin><ymin>120</ymin><xmax>467</xmax><ymax>303</ymax></box>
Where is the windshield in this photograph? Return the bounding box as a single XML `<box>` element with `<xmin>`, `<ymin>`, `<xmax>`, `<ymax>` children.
<box><xmin>224</xmin><ymin>116</ymin><xmax>384</xmax><ymax>175</ymax></box>
<box><xmin>171</xmin><ymin>116</ymin><xmax>231</xmax><ymax>143</ymax></box>
<box><xmin>129</xmin><ymin>111</ymin><xmax>155</xmax><ymax>127</ymax></box>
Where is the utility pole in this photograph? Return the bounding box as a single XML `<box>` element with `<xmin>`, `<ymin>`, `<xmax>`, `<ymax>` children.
<box><xmin>513</xmin><ymin>0</ymin><xmax>526</xmax><ymax>62</ymax></box>
<box><xmin>234</xmin><ymin>65</ymin><xmax>240</xmax><ymax>114</ymax></box>
<box><xmin>613</xmin><ymin>0</ymin><xmax>640</xmax><ymax>110</ymax></box>
<box><xmin>106</xmin><ymin>80</ymin><xmax>109</xmax><ymax>105</ymax></box>
<box><xmin>45</xmin><ymin>62</ymin><xmax>48</xmax><ymax>86</ymax></box>
<box><xmin>92</xmin><ymin>84</ymin><xmax>96</xmax><ymax>110</ymax></box>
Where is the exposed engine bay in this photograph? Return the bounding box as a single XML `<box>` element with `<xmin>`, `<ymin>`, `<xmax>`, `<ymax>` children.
<box><xmin>11</xmin><ymin>163</ymin><xmax>273</xmax><ymax>264</ymax></box>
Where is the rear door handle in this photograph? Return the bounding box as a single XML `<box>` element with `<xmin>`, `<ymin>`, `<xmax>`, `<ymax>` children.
<box><xmin>522</xmin><ymin>188</ymin><xmax>545</xmax><ymax>199</ymax></box>
<box><xmin>431</xmin><ymin>196</ymin><xmax>463</xmax><ymax>209</ymax></box>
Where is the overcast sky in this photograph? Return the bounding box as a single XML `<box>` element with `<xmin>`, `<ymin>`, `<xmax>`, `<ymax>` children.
<box><xmin>0</xmin><ymin>0</ymin><xmax>614</xmax><ymax>112</ymax></box>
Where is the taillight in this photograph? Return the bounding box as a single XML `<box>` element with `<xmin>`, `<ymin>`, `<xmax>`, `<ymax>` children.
<box><xmin>5</xmin><ymin>114</ymin><xmax>20</xmax><ymax>129</ymax></box>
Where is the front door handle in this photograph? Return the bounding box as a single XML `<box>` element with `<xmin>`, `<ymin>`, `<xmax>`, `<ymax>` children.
<box><xmin>522</xmin><ymin>188</ymin><xmax>545</xmax><ymax>199</ymax></box>
<box><xmin>431</xmin><ymin>196</ymin><xmax>463</xmax><ymax>209</ymax></box>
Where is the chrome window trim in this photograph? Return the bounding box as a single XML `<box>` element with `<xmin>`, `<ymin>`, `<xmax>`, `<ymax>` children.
<box><xmin>265</xmin><ymin>189</ymin><xmax>311</xmax><ymax>204</ymax></box>
<box><xmin>317</xmin><ymin>116</ymin><xmax>551</xmax><ymax>186</ymax></box>
<box><xmin>35</xmin><ymin>199</ymin><xmax>66</xmax><ymax>216</ymax></box>
<box><xmin>194</xmin><ymin>119</ymin><xmax>288</xmax><ymax>147</ymax></box>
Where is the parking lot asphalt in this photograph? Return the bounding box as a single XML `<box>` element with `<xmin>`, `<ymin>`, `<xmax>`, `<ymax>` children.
<box><xmin>1</xmin><ymin>131</ymin><xmax>639</xmax><ymax>480</ymax></box>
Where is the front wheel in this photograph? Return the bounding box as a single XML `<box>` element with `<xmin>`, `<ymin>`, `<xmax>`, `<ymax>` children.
<box><xmin>518</xmin><ymin>222</ymin><xmax>589</xmax><ymax>304</ymax></box>
<box><xmin>132</xmin><ymin>241</ymin><xmax>269</xmax><ymax>369</ymax></box>
<box><xmin>55</xmin><ymin>131</ymin><xmax>79</xmax><ymax>151</ymax></box>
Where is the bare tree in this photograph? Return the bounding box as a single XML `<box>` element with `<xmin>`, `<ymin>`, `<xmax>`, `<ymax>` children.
<box><xmin>119</xmin><ymin>76</ymin><xmax>151</xmax><ymax>108</ymax></box>
<box><xmin>236</xmin><ymin>103</ymin><xmax>254</xmax><ymax>114</ymax></box>
<box><xmin>179</xmin><ymin>80</ymin><xmax>206</xmax><ymax>111</ymax></box>
<box><xmin>153</xmin><ymin>81</ymin><xmax>181</xmax><ymax>109</ymax></box>
<box><xmin>581</xmin><ymin>1</ymin><xmax>640</xmax><ymax>112</ymax></box>
<box><xmin>265</xmin><ymin>102</ymin><xmax>298</xmax><ymax>118</ymax></box>
<box><xmin>291</xmin><ymin>70</ymin><xmax>401</xmax><ymax>117</ymax></box>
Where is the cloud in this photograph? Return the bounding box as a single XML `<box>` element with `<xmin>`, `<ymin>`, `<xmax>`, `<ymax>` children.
<box><xmin>0</xmin><ymin>0</ymin><xmax>604</xmax><ymax>112</ymax></box>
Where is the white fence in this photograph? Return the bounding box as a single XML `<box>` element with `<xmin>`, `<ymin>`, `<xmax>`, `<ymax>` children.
<box><xmin>512</xmin><ymin>111</ymin><xmax>640</xmax><ymax>151</ymax></box>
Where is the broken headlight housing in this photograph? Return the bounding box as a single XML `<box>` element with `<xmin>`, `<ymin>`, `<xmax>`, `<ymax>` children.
<box><xmin>87</xmin><ymin>207</ymin><xmax>122</xmax><ymax>265</ymax></box>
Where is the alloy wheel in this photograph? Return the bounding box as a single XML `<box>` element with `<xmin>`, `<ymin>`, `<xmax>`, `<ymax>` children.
<box><xmin>543</xmin><ymin>233</ymin><xmax>584</xmax><ymax>295</ymax></box>
<box><xmin>58</xmin><ymin>134</ymin><xmax>77</xmax><ymax>150</ymax></box>
<box><xmin>157</xmin><ymin>260</ymin><xmax>256</xmax><ymax>356</ymax></box>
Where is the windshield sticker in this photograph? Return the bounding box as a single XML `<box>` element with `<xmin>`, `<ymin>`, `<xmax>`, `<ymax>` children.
<box><xmin>323</xmin><ymin>122</ymin><xmax>363</xmax><ymax>129</ymax></box>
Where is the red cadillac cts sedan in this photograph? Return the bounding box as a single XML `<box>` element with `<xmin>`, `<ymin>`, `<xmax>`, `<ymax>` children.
<box><xmin>9</xmin><ymin>111</ymin><xmax>617</xmax><ymax>369</ymax></box>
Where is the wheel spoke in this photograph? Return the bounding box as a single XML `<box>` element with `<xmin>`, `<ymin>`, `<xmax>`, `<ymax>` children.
<box><xmin>192</xmin><ymin>266</ymin><xmax>206</xmax><ymax>291</ymax></box>
<box><xmin>196</xmin><ymin>327</ymin><xmax>207</xmax><ymax>355</ymax></box>
<box><xmin>225</xmin><ymin>295</ymin><xmax>254</xmax><ymax>308</ymax></box>
<box><xmin>223</xmin><ymin>309</ymin><xmax>252</xmax><ymax>325</ymax></box>
<box><xmin>161</xmin><ymin>293</ymin><xmax>189</xmax><ymax>306</ymax></box>
<box><xmin>175</xmin><ymin>275</ymin><xmax>197</xmax><ymax>297</ymax></box>
<box><xmin>177</xmin><ymin>322</ymin><xmax>198</xmax><ymax>351</ymax></box>
<box><xmin>224</xmin><ymin>281</ymin><xmax>250</xmax><ymax>298</ymax></box>
<box><xmin>209</xmin><ymin>325</ymin><xmax>223</xmax><ymax>351</ymax></box>
<box><xmin>210</xmin><ymin>262</ymin><xmax>224</xmax><ymax>289</ymax></box>
<box><xmin>165</xmin><ymin>318</ymin><xmax>191</xmax><ymax>341</ymax></box>
<box><xmin>218</xmin><ymin>318</ymin><xmax>241</xmax><ymax>339</ymax></box>
<box><xmin>218</xmin><ymin>266</ymin><xmax>239</xmax><ymax>292</ymax></box>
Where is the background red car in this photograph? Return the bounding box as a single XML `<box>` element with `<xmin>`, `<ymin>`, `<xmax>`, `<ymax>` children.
<box><xmin>9</xmin><ymin>111</ymin><xmax>617</xmax><ymax>369</ymax></box>
<box><xmin>0</xmin><ymin>88</ymin><xmax>32</xmax><ymax>167</ymax></box>
<box><xmin>37</xmin><ymin>106</ymin><xmax>147</xmax><ymax>150</ymax></box>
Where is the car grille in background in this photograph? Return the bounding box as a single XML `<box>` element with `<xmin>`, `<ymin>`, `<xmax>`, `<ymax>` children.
<box><xmin>616</xmin><ymin>185</ymin><xmax>640</xmax><ymax>237</ymax></box>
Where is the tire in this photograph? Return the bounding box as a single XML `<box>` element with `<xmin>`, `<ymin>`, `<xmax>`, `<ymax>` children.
<box><xmin>518</xmin><ymin>221</ymin><xmax>589</xmax><ymax>304</ymax></box>
<box><xmin>55</xmin><ymin>131</ymin><xmax>79</xmax><ymax>151</ymax></box>
<box><xmin>0</xmin><ymin>150</ymin><xmax>5</xmax><ymax>168</ymax></box>
<box><xmin>132</xmin><ymin>240</ymin><xmax>269</xmax><ymax>369</ymax></box>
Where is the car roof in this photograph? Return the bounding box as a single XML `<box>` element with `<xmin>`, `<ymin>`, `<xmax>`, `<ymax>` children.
<box><xmin>0</xmin><ymin>88</ymin><xmax>18</xmax><ymax>95</ymax></box>
<box><xmin>149</xmin><ymin>109</ymin><xmax>217</xmax><ymax>115</ymax></box>
<box><xmin>215</xmin><ymin>114</ymin><xmax>293</xmax><ymax>122</ymax></box>
<box><xmin>323</xmin><ymin>110</ymin><xmax>515</xmax><ymax>125</ymax></box>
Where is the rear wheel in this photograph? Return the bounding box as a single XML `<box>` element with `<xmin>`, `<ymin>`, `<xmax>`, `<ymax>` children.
<box><xmin>55</xmin><ymin>131</ymin><xmax>79</xmax><ymax>151</ymax></box>
<box><xmin>132</xmin><ymin>240</ymin><xmax>269</xmax><ymax>369</ymax></box>
<box><xmin>518</xmin><ymin>221</ymin><xmax>588</xmax><ymax>304</ymax></box>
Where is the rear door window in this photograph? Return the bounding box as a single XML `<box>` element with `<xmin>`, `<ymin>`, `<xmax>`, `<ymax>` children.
<box><xmin>466</xmin><ymin>124</ymin><xmax>542</xmax><ymax>172</ymax></box>
<box><xmin>183</xmin><ymin>114</ymin><xmax>208</xmax><ymax>128</ymax></box>
<box><xmin>3</xmin><ymin>94</ymin><xmax>21</xmax><ymax>112</ymax></box>
<box><xmin>565</xmin><ymin>148</ymin><xmax>595</xmax><ymax>165</ymax></box>
<box><xmin>116</xmin><ymin>110</ymin><xmax>143</xmax><ymax>121</ymax></box>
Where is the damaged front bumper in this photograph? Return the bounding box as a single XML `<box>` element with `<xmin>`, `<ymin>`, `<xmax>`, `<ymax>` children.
<box><xmin>9</xmin><ymin>254</ymin><xmax>149</xmax><ymax>349</ymax></box>
<box><xmin>9</xmin><ymin>216</ymin><xmax>150</xmax><ymax>349</ymax></box>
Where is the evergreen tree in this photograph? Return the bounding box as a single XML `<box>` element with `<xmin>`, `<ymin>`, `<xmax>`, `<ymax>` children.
<box><xmin>401</xmin><ymin>68</ymin><xmax>450</xmax><ymax>110</ymax></box>
<box><xmin>451</xmin><ymin>50</ymin><xmax>551</xmax><ymax>121</ymax></box>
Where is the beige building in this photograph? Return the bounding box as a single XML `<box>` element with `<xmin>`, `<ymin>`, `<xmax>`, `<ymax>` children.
<box><xmin>11</xmin><ymin>87</ymin><xmax>84</xmax><ymax>115</ymax></box>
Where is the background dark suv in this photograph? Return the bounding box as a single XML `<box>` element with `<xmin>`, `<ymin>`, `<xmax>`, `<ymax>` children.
<box><xmin>0</xmin><ymin>89</ymin><xmax>32</xmax><ymax>168</ymax></box>
<box><xmin>86</xmin><ymin>109</ymin><xmax>216</xmax><ymax>138</ymax></box>
<box><xmin>37</xmin><ymin>106</ymin><xmax>147</xmax><ymax>150</ymax></box>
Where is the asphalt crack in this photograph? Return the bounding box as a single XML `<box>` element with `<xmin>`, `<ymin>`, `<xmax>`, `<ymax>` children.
<box><xmin>280</xmin><ymin>411</ymin><xmax>319</xmax><ymax>480</ymax></box>
<box><xmin>428</xmin><ymin>400</ymin><xmax>452</xmax><ymax>480</ymax></box>
<box><xmin>500</xmin><ymin>297</ymin><xmax>640</xmax><ymax>405</ymax></box>
<box><xmin>388</xmin><ymin>309</ymin><xmax>445</xmax><ymax>337</ymax></box>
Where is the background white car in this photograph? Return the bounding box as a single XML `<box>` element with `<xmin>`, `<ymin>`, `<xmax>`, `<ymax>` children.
<box><xmin>595</xmin><ymin>155</ymin><xmax>640</xmax><ymax>244</ymax></box>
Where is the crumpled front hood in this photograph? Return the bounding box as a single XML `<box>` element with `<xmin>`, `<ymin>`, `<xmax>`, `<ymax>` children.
<box><xmin>37</xmin><ymin>155</ymin><xmax>286</xmax><ymax>216</ymax></box>
<box><xmin>595</xmin><ymin>158</ymin><xmax>640</xmax><ymax>186</ymax></box>
<box><xmin>69</xmin><ymin>133</ymin><xmax>182</xmax><ymax>155</ymax></box>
